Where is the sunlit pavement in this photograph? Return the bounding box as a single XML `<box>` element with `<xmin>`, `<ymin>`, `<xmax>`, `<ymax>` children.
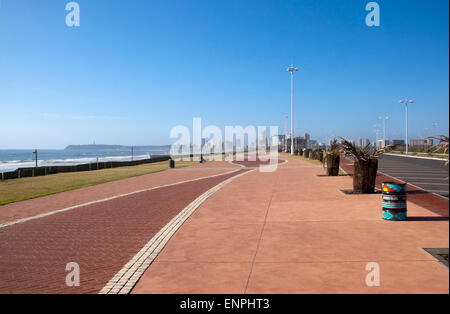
<box><xmin>132</xmin><ymin>155</ymin><xmax>448</xmax><ymax>294</ymax></box>
<box><xmin>0</xmin><ymin>156</ymin><xmax>448</xmax><ymax>293</ymax></box>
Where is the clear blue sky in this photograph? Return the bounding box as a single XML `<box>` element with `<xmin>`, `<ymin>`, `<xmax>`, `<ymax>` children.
<box><xmin>0</xmin><ymin>0</ymin><xmax>448</xmax><ymax>149</ymax></box>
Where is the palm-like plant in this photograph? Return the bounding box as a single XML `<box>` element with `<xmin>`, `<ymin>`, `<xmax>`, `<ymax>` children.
<box><xmin>427</xmin><ymin>135</ymin><xmax>449</xmax><ymax>164</ymax></box>
<box><xmin>328</xmin><ymin>138</ymin><xmax>341</xmax><ymax>155</ymax></box>
<box><xmin>339</xmin><ymin>137</ymin><xmax>396</xmax><ymax>193</ymax></box>
<box><xmin>340</xmin><ymin>138</ymin><xmax>396</xmax><ymax>162</ymax></box>
<box><xmin>323</xmin><ymin>138</ymin><xmax>342</xmax><ymax>176</ymax></box>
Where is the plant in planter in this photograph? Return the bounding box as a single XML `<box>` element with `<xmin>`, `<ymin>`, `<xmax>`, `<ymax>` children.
<box><xmin>318</xmin><ymin>149</ymin><xmax>324</xmax><ymax>163</ymax></box>
<box><xmin>427</xmin><ymin>135</ymin><xmax>449</xmax><ymax>165</ymax></box>
<box><xmin>313</xmin><ymin>150</ymin><xmax>319</xmax><ymax>160</ymax></box>
<box><xmin>339</xmin><ymin>137</ymin><xmax>396</xmax><ymax>193</ymax></box>
<box><xmin>323</xmin><ymin>138</ymin><xmax>341</xmax><ymax>176</ymax></box>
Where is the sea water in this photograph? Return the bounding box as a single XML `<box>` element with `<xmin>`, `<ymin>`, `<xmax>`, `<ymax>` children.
<box><xmin>0</xmin><ymin>149</ymin><xmax>170</xmax><ymax>172</ymax></box>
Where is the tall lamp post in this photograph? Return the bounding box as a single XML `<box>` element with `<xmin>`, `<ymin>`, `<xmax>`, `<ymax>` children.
<box><xmin>399</xmin><ymin>99</ymin><xmax>414</xmax><ymax>153</ymax></box>
<box><xmin>284</xmin><ymin>114</ymin><xmax>289</xmax><ymax>153</ymax></box>
<box><xmin>287</xmin><ymin>64</ymin><xmax>299</xmax><ymax>155</ymax></box>
<box><xmin>379</xmin><ymin>115</ymin><xmax>389</xmax><ymax>148</ymax></box>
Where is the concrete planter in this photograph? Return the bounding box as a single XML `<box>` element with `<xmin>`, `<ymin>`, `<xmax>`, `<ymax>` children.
<box><xmin>326</xmin><ymin>154</ymin><xmax>340</xmax><ymax>176</ymax></box>
<box><xmin>353</xmin><ymin>158</ymin><xmax>378</xmax><ymax>193</ymax></box>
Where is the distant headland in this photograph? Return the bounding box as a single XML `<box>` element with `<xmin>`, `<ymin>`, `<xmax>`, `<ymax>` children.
<box><xmin>64</xmin><ymin>144</ymin><xmax>171</xmax><ymax>151</ymax></box>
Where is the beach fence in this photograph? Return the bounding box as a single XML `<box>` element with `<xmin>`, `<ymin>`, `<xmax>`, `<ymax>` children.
<box><xmin>0</xmin><ymin>155</ymin><xmax>171</xmax><ymax>181</ymax></box>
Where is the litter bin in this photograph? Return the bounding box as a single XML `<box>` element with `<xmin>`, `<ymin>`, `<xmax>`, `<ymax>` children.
<box><xmin>169</xmin><ymin>159</ymin><xmax>175</xmax><ymax>168</ymax></box>
<box><xmin>381</xmin><ymin>182</ymin><xmax>407</xmax><ymax>221</ymax></box>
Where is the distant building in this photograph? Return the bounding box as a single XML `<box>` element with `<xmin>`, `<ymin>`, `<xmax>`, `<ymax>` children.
<box><xmin>374</xmin><ymin>139</ymin><xmax>391</xmax><ymax>148</ymax></box>
<box><xmin>304</xmin><ymin>133</ymin><xmax>310</xmax><ymax>141</ymax></box>
<box><xmin>410</xmin><ymin>138</ymin><xmax>433</xmax><ymax>148</ymax></box>
<box><xmin>295</xmin><ymin>137</ymin><xmax>308</xmax><ymax>150</ymax></box>
<box><xmin>283</xmin><ymin>132</ymin><xmax>323</xmax><ymax>152</ymax></box>
<box><xmin>309</xmin><ymin>140</ymin><xmax>318</xmax><ymax>149</ymax></box>
<box><xmin>358</xmin><ymin>138</ymin><xmax>370</xmax><ymax>147</ymax></box>
<box><xmin>285</xmin><ymin>133</ymin><xmax>312</xmax><ymax>152</ymax></box>
<box><xmin>376</xmin><ymin>140</ymin><xmax>385</xmax><ymax>150</ymax></box>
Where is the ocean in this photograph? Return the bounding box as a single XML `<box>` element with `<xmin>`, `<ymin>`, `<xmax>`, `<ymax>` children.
<box><xmin>0</xmin><ymin>149</ymin><xmax>170</xmax><ymax>173</ymax></box>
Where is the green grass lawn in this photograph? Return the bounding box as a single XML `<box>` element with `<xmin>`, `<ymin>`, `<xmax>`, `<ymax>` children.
<box><xmin>280</xmin><ymin>152</ymin><xmax>324</xmax><ymax>166</ymax></box>
<box><xmin>0</xmin><ymin>160</ymin><xmax>195</xmax><ymax>206</ymax></box>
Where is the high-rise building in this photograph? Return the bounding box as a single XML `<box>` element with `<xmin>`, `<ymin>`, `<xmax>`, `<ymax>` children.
<box><xmin>358</xmin><ymin>138</ymin><xmax>370</xmax><ymax>147</ymax></box>
<box><xmin>304</xmin><ymin>133</ymin><xmax>310</xmax><ymax>141</ymax></box>
<box><xmin>410</xmin><ymin>139</ymin><xmax>433</xmax><ymax>148</ymax></box>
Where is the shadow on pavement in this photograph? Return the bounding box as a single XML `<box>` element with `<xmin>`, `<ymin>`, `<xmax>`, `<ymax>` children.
<box><xmin>407</xmin><ymin>216</ymin><xmax>449</xmax><ymax>222</ymax></box>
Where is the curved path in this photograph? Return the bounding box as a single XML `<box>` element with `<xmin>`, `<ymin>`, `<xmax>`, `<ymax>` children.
<box><xmin>0</xmin><ymin>162</ymin><xmax>239</xmax><ymax>226</ymax></box>
<box><xmin>0</xmin><ymin>163</ymin><xmax>248</xmax><ymax>293</ymax></box>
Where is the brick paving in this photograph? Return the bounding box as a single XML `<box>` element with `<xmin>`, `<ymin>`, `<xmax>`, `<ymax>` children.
<box><xmin>2</xmin><ymin>155</ymin><xmax>447</xmax><ymax>294</ymax></box>
<box><xmin>0</xmin><ymin>161</ymin><xmax>238</xmax><ymax>226</ymax></box>
<box><xmin>0</xmin><ymin>169</ymin><xmax>246</xmax><ymax>294</ymax></box>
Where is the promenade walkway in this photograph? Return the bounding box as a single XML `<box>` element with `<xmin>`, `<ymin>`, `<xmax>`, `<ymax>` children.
<box><xmin>0</xmin><ymin>161</ymin><xmax>243</xmax><ymax>293</ymax></box>
<box><xmin>132</xmin><ymin>155</ymin><xmax>449</xmax><ymax>294</ymax></box>
<box><xmin>0</xmin><ymin>156</ymin><xmax>448</xmax><ymax>293</ymax></box>
<box><xmin>0</xmin><ymin>161</ymin><xmax>239</xmax><ymax>226</ymax></box>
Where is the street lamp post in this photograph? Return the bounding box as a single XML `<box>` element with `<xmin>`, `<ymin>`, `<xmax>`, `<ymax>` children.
<box><xmin>284</xmin><ymin>114</ymin><xmax>288</xmax><ymax>153</ymax></box>
<box><xmin>287</xmin><ymin>64</ymin><xmax>299</xmax><ymax>155</ymax></box>
<box><xmin>379</xmin><ymin>116</ymin><xmax>389</xmax><ymax>147</ymax></box>
<box><xmin>399</xmin><ymin>99</ymin><xmax>414</xmax><ymax>154</ymax></box>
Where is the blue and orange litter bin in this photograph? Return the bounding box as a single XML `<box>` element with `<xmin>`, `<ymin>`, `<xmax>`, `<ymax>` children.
<box><xmin>381</xmin><ymin>182</ymin><xmax>407</xmax><ymax>221</ymax></box>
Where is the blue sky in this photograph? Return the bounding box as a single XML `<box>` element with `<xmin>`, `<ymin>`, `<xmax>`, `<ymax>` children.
<box><xmin>0</xmin><ymin>0</ymin><xmax>448</xmax><ymax>149</ymax></box>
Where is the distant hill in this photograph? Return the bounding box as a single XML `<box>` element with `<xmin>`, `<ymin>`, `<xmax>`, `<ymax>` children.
<box><xmin>65</xmin><ymin>144</ymin><xmax>171</xmax><ymax>151</ymax></box>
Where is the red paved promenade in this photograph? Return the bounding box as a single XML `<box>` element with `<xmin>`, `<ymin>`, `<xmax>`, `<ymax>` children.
<box><xmin>0</xmin><ymin>156</ymin><xmax>448</xmax><ymax>294</ymax></box>
<box><xmin>0</xmin><ymin>163</ymin><xmax>245</xmax><ymax>293</ymax></box>
<box><xmin>133</xmin><ymin>155</ymin><xmax>448</xmax><ymax>294</ymax></box>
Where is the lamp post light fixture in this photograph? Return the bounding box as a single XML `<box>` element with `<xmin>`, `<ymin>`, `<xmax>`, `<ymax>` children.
<box><xmin>379</xmin><ymin>115</ymin><xmax>389</xmax><ymax>148</ymax></box>
<box><xmin>399</xmin><ymin>99</ymin><xmax>414</xmax><ymax>154</ymax></box>
<box><xmin>287</xmin><ymin>64</ymin><xmax>299</xmax><ymax>155</ymax></box>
